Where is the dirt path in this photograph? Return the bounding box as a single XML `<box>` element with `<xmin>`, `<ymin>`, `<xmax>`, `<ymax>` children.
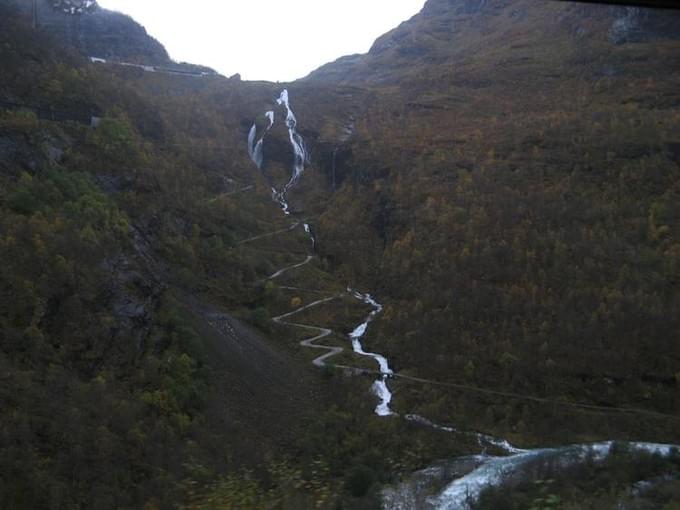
<box><xmin>238</xmin><ymin>222</ymin><xmax>301</xmax><ymax>245</ymax></box>
<box><xmin>267</xmin><ymin>254</ymin><xmax>314</xmax><ymax>279</ymax></box>
<box><xmin>271</xmin><ymin>296</ymin><xmax>346</xmax><ymax>367</ymax></box>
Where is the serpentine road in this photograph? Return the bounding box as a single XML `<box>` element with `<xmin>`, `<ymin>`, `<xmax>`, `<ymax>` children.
<box><xmin>271</xmin><ymin>296</ymin><xmax>342</xmax><ymax>368</ymax></box>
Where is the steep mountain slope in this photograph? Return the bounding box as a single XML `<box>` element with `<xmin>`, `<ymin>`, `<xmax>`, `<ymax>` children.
<box><xmin>0</xmin><ymin>6</ymin><xmax>334</xmax><ymax>508</ymax></box>
<box><xmin>0</xmin><ymin>5</ymin><xmax>474</xmax><ymax>508</ymax></box>
<box><xmin>295</xmin><ymin>0</ymin><xmax>680</xmax><ymax>443</ymax></box>
<box><xmin>2</xmin><ymin>0</ymin><xmax>680</xmax><ymax>508</ymax></box>
<box><xmin>307</xmin><ymin>0</ymin><xmax>680</xmax><ymax>84</ymax></box>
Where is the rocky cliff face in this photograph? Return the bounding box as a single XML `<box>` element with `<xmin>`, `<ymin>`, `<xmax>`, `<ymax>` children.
<box><xmin>10</xmin><ymin>0</ymin><xmax>170</xmax><ymax>64</ymax></box>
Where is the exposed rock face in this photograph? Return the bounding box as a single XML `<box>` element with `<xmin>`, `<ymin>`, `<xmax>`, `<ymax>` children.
<box><xmin>608</xmin><ymin>6</ymin><xmax>680</xmax><ymax>45</ymax></box>
<box><xmin>305</xmin><ymin>0</ymin><xmax>680</xmax><ymax>84</ymax></box>
<box><xmin>12</xmin><ymin>0</ymin><xmax>170</xmax><ymax>64</ymax></box>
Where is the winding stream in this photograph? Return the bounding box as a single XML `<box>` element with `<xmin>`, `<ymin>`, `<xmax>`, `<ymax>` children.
<box><xmin>246</xmin><ymin>90</ymin><xmax>678</xmax><ymax>509</ymax></box>
<box><xmin>348</xmin><ymin>290</ymin><xmax>394</xmax><ymax>416</ymax></box>
<box><xmin>247</xmin><ymin>89</ymin><xmax>397</xmax><ymax>417</ymax></box>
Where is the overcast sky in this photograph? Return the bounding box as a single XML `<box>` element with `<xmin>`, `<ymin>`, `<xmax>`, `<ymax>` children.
<box><xmin>96</xmin><ymin>0</ymin><xmax>426</xmax><ymax>82</ymax></box>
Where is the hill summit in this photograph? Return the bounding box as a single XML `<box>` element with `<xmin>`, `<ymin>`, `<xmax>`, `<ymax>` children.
<box><xmin>10</xmin><ymin>0</ymin><xmax>170</xmax><ymax>64</ymax></box>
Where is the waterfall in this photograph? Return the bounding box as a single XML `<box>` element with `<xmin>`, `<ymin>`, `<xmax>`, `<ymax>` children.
<box><xmin>349</xmin><ymin>290</ymin><xmax>395</xmax><ymax>416</ymax></box>
<box><xmin>247</xmin><ymin>123</ymin><xmax>262</xmax><ymax>169</ymax></box>
<box><xmin>246</xmin><ymin>90</ymin><xmax>307</xmax><ymax>213</ymax></box>
<box><xmin>247</xmin><ymin>110</ymin><xmax>275</xmax><ymax>170</ymax></box>
<box><xmin>276</xmin><ymin>89</ymin><xmax>308</xmax><ymax>191</ymax></box>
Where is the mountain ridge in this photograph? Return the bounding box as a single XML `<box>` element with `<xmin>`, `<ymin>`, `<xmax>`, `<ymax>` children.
<box><xmin>305</xmin><ymin>0</ymin><xmax>680</xmax><ymax>84</ymax></box>
<box><xmin>9</xmin><ymin>0</ymin><xmax>171</xmax><ymax>64</ymax></box>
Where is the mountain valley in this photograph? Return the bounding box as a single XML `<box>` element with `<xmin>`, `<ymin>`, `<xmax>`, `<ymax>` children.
<box><xmin>1</xmin><ymin>0</ymin><xmax>680</xmax><ymax>508</ymax></box>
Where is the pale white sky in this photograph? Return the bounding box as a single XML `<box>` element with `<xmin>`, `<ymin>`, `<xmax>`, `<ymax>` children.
<box><xmin>96</xmin><ymin>0</ymin><xmax>426</xmax><ymax>82</ymax></box>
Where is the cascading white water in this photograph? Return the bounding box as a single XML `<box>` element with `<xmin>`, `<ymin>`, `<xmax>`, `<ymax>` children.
<box><xmin>247</xmin><ymin>111</ymin><xmax>275</xmax><ymax>170</ymax></box>
<box><xmin>348</xmin><ymin>290</ymin><xmax>395</xmax><ymax>416</ymax></box>
<box><xmin>277</xmin><ymin>89</ymin><xmax>308</xmax><ymax>191</ymax></box>
<box><xmin>303</xmin><ymin>223</ymin><xmax>316</xmax><ymax>250</ymax></box>
<box><xmin>435</xmin><ymin>442</ymin><xmax>677</xmax><ymax>510</ymax></box>
<box><xmin>383</xmin><ymin>441</ymin><xmax>678</xmax><ymax>510</ymax></box>
<box><xmin>247</xmin><ymin>90</ymin><xmax>307</xmax><ymax>215</ymax></box>
<box><xmin>271</xmin><ymin>187</ymin><xmax>290</xmax><ymax>216</ymax></box>
<box><xmin>247</xmin><ymin>124</ymin><xmax>261</xmax><ymax>168</ymax></box>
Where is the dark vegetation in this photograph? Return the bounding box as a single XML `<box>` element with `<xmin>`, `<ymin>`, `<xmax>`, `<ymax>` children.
<box><xmin>1</xmin><ymin>0</ymin><xmax>680</xmax><ymax>508</ymax></box>
<box><xmin>475</xmin><ymin>444</ymin><xmax>680</xmax><ymax>509</ymax></box>
<box><xmin>313</xmin><ymin>0</ymin><xmax>680</xmax><ymax>445</ymax></box>
<box><xmin>0</xmin><ymin>4</ymin><xmax>467</xmax><ymax>508</ymax></box>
